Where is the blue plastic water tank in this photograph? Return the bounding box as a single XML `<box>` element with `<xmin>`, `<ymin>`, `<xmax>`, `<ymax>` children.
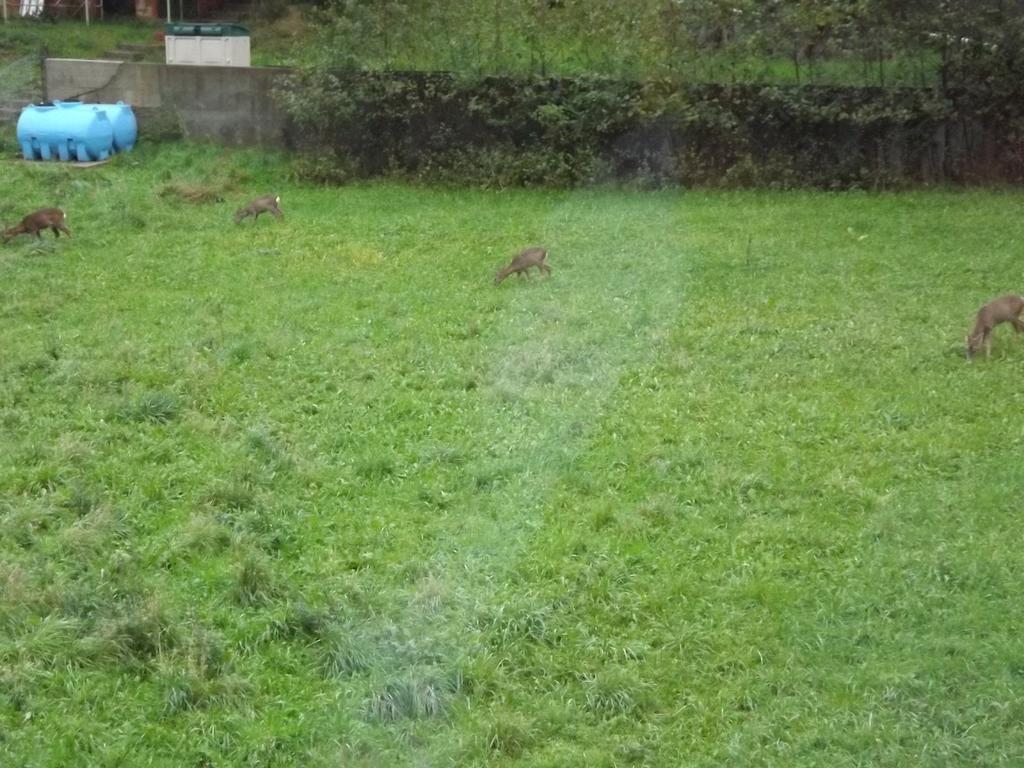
<box><xmin>49</xmin><ymin>101</ymin><xmax>138</xmax><ymax>152</ymax></box>
<box><xmin>17</xmin><ymin>101</ymin><xmax>115</xmax><ymax>162</ymax></box>
<box><xmin>16</xmin><ymin>104</ymin><xmax>62</xmax><ymax>160</ymax></box>
<box><xmin>101</xmin><ymin>102</ymin><xmax>139</xmax><ymax>152</ymax></box>
<box><xmin>15</xmin><ymin>100</ymin><xmax>137</xmax><ymax>162</ymax></box>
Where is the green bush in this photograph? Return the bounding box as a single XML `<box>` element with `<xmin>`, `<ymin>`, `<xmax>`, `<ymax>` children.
<box><xmin>278</xmin><ymin>70</ymin><xmax>1024</xmax><ymax>188</ymax></box>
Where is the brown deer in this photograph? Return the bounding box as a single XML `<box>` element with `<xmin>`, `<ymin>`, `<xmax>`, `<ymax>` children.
<box><xmin>494</xmin><ymin>247</ymin><xmax>551</xmax><ymax>285</ymax></box>
<box><xmin>3</xmin><ymin>208</ymin><xmax>71</xmax><ymax>243</ymax></box>
<box><xmin>235</xmin><ymin>194</ymin><xmax>283</xmax><ymax>224</ymax></box>
<box><xmin>965</xmin><ymin>294</ymin><xmax>1024</xmax><ymax>359</ymax></box>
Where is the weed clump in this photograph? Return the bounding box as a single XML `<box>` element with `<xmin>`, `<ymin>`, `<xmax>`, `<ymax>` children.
<box><xmin>320</xmin><ymin>633</ymin><xmax>375</xmax><ymax>679</ymax></box>
<box><xmin>232</xmin><ymin>553</ymin><xmax>278</xmax><ymax>607</ymax></box>
<box><xmin>157</xmin><ymin>182</ymin><xmax>227</xmax><ymax>204</ymax></box>
<box><xmin>173</xmin><ymin>513</ymin><xmax>232</xmax><ymax>557</ymax></box>
<box><xmin>204</xmin><ymin>480</ymin><xmax>257</xmax><ymax>512</ymax></box>
<box><xmin>365</xmin><ymin>670</ymin><xmax>463</xmax><ymax>722</ymax></box>
<box><xmin>123</xmin><ymin>391</ymin><xmax>180</xmax><ymax>424</ymax></box>
<box><xmin>93</xmin><ymin>599</ymin><xmax>179</xmax><ymax>665</ymax></box>
<box><xmin>61</xmin><ymin>484</ymin><xmax>99</xmax><ymax>517</ymax></box>
<box><xmin>484</xmin><ymin>712</ymin><xmax>535</xmax><ymax>757</ymax></box>
<box><xmin>161</xmin><ymin>669</ymin><xmax>251</xmax><ymax>714</ymax></box>
<box><xmin>580</xmin><ymin>669</ymin><xmax>649</xmax><ymax>719</ymax></box>
<box><xmin>355</xmin><ymin>455</ymin><xmax>398</xmax><ymax>480</ymax></box>
<box><xmin>257</xmin><ymin>600</ymin><xmax>335</xmax><ymax>644</ymax></box>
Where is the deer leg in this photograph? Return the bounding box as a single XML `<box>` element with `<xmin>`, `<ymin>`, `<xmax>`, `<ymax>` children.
<box><xmin>984</xmin><ymin>331</ymin><xmax>992</xmax><ymax>358</ymax></box>
<box><xmin>271</xmin><ymin>207</ymin><xmax>283</xmax><ymax>219</ymax></box>
<box><xmin>59</xmin><ymin>224</ymin><xmax>71</xmax><ymax>237</ymax></box>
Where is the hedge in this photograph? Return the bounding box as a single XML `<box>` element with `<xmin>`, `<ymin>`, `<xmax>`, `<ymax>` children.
<box><xmin>277</xmin><ymin>71</ymin><xmax>1024</xmax><ymax>188</ymax></box>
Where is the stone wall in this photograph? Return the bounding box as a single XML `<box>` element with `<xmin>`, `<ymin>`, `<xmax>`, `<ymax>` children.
<box><xmin>44</xmin><ymin>59</ymin><xmax>292</xmax><ymax>147</ymax></box>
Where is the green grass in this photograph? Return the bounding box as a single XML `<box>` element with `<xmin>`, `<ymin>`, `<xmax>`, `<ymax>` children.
<box><xmin>2</xmin><ymin>143</ymin><xmax>1024</xmax><ymax>766</ymax></box>
<box><xmin>0</xmin><ymin>15</ymin><xmax>301</xmax><ymax>69</ymax></box>
<box><xmin>0</xmin><ymin>11</ymin><xmax>938</xmax><ymax>85</ymax></box>
<box><xmin>0</xmin><ymin>18</ymin><xmax>161</xmax><ymax>65</ymax></box>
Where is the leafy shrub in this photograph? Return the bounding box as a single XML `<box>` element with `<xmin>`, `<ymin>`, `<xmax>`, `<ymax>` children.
<box><xmin>277</xmin><ymin>69</ymin><xmax>1024</xmax><ymax>188</ymax></box>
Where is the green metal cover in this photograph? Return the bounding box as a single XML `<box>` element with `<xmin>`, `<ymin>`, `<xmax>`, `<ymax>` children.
<box><xmin>164</xmin><ymin>22</ymin><xmax>249</xmax><ymax>37</ymax></box>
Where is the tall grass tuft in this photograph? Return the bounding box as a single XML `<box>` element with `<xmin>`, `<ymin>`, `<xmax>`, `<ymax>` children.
<box><xmin>161</xmin><ymin>668</ymin><xmax>252</xmax><ymax>715</ymax></box>
<box><xmin>123</xmin><ymin>391</ymin><xmax>180</xmax><ymax>424</ymax></box>
<box><xmin>232</xmin><ymin>553</ymin><xmax>278</xmax><ymax>607</ymax></box>
<box><xmin>319</xmin><ymin>632</ymin><xmax>376</xmax><ymax>679</ymax></box>
<box><xmin>93</xmin><ymin>599</ymin><xmax>178</xmax><ymax>665</ymax></box>
<box><xmin>60</xmin><ymin>483</ymin><xmax>99</xmax><ymax>517</ymax></box>
<box><xmin>484</xmin><ymin>712</ymin><xmax>535</xmax><ymax>757</ymax></box>
<box><xmin>365</xmin><ymin>670</ymin><xmax>463</xmax><ymax>722</ymax></box>
<box><xmin>580</xmin><ymin>669</ymin><xmax>649</xmax><ymax>719</ymax></box>
<box><xmin>204</xmin><ymin>480</ymin><xmax>258</xmax><ymax>512</ymax></box>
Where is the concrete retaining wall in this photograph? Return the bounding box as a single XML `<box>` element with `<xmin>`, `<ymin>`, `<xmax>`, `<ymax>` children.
<box><xmin>44</xmin><ymin>59</ymin><xmax>293</xmax><ymax>147</ymax></box>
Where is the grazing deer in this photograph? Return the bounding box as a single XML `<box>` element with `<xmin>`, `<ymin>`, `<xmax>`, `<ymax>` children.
<box><xmin>494</xmin><ymin>247</ymin><xmax>551</xmax><ymax>285</ymax></box>
<box><xmin>965</xmin><ymin>294</ymin><xmax>1024</xmax><ymax>359</ymax></box>
<box><xmin>235</xmin><ymin>194</ymin><xmax>283</xmax><ymax>224</ymax></box>
<box><xmin>3</xmin><ymin>208</ymin><xmax>71</xmax><ymax>243</ymax></box>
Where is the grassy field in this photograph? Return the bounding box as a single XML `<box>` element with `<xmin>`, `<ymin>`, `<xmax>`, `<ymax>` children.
<box><xmin>0</xmin><ymin>16</ymin><xmax>309</xmax><ymax>69</ymax></box>
<box><xmin>2</xmin><ymin>144</ymin><xmax>1024</xmax><ymax>766</ymax></box>
<box><xmin>0</xmin><ymin>19</ymin><xmax>159</xmax><ymax>65</ymax></box>
<box><xmin>0</xmin><ymin>13</ymin><xmax>937</xmax><ymax>85</ymax></box>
